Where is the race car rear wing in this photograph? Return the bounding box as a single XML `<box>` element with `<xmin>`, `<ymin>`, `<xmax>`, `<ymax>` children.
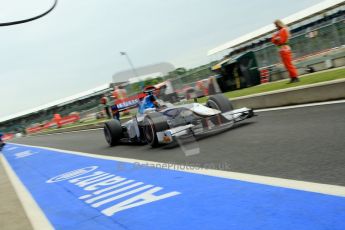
<box><xmin>111</xmin><ymin>92</ymin><xmax>146</xmax><ymax>112</ymax></box>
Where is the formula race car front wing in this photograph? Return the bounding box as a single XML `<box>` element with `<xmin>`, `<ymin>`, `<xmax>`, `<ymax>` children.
<box><xmin>156</xmin><ymin>107</ymin><xmax>254</xmax><ymax>144</ymax></box>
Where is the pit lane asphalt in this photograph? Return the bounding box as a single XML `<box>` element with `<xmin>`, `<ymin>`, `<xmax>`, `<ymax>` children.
<box><xmin>12</xmin><ymin>102</ymin><xmax>345</xmax><ymax>186</ymax></box>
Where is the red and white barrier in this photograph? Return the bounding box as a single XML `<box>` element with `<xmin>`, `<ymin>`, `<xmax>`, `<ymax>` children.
<box><xmin>2</xmin><ymin>133</ymin><xmax>14</xmax><ymax>141</ymax></box>
<box><xmin>26</xmin><ymin>114</ymin><xmax>80</xmax><ymax>134</ymax></box>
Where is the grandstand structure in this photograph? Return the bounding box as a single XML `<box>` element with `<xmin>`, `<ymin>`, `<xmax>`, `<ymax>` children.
<box><xmin>208</xmin><ymin>0</ymin><xmax>345</xmax><ymax>75</ymax></box>
<box><xmin>0</xmin><ymin>84</ymin><xmax>113</xmax><ymax>133</ymax></box>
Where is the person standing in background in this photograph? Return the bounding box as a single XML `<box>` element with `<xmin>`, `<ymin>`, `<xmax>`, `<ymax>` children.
<box><xmin>100</xmin><ymin>94</ymin><xmax>111</xmax><ymax>119</ymax></box>
<box><xmin>272</xmin><ymin>19</ymin><xmax>299</xmax><ymax>83</ymax></box>
<box><xmin>113</xmin><ymin>85</ymin><xmax>130</xmax><ymax>116</ymax></box>
<box><xmin>54</xmin><ymin>113</ymin><xmax>62</xmax><ymax>128</ymax></box>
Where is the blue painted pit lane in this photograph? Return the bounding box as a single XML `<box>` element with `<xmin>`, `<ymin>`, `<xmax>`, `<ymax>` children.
<box><xmin>2</xmin><ymin>143</ymin><xmax>345</xmax><ymax>230</ymax></box>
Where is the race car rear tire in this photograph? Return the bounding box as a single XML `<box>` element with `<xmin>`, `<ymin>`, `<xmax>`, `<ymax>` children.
<box><xmin>104</xmin><ymin>119</ymin><xmax>123</xmax><ymax>146</ymax></box>
<box><xmin>143</xmin><ymin>112</ymin><xmax>169</xmax><ymax>147</ymax></box>
<box><xmin>206</xmin><ymin>94</ymin><xmax>233</xmax><ymax>112</ymax></box>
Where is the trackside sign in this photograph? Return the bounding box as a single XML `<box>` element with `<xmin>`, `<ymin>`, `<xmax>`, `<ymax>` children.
<box><xmin>46</xmin><ymin>166</ymin><xmax>181</xmax><ymax>216</ymax></box>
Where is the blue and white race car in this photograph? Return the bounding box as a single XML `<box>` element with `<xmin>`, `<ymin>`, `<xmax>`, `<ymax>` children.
<box><xmin>103</xmin><ymin>92</ymin><xmax>254</xmax><ymax>147</ymax></box>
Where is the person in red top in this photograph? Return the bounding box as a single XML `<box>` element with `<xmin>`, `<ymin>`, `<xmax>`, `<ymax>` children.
<box><xmin>54</xmin><ymin>113</ymin><xmax>62</xmax><ymax>128</ymax></box>
<box><xmin>272</xmin><ymin>19</ymin><xmax>299</xmax><ymax>83</ymax></box>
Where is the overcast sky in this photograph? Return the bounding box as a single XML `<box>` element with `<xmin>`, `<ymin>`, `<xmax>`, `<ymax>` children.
<box><xmin>1</xmin><ymin>0</ymin><xmax>325</xmax><ymax>120</ymax></box>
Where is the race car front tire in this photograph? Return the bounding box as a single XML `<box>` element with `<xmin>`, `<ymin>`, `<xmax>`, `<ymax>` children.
<box><xmin>104</xmin><ymin>119</ymin><xmax>123</xmax><ymax>146</ymax></box>
<box><xmin>206</xmin><ymin>94</ymin><xmax>233</xmax><ymax>112</ymax></box>
<box><xmin>143</xmin><ymin>112</ymin><xmax>169</xmax><ymax>147</ymax></box>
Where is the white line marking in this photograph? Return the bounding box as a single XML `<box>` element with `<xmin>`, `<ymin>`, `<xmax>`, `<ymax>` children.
<box><xmin>256</xmin><ymin>99</ymin><xmax>345</xmax><ymax>113</ymax></box>
<box><xmin>0</xmin><ymin>154</ymin><xmax>53</xmax><ymax>230</ymax></box>
<box><xmin>28</xmin><ymin>128</ymin><xmax>103</xmax><ymax>137</ymax></box>
<box><xmin>8</xmin><ymin>143</ymin><xmax>345</xmax><ymax>198</ymax></box>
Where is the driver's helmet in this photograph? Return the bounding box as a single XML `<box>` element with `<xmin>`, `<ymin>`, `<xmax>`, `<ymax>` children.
<box><xmin>138</xmin><ymin>88</ymin><xmax>158</xmax><ymax>114</ymax></box>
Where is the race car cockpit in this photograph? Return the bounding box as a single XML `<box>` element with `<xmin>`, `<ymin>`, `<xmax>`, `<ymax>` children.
<box><xmin>138</xmin><ymin>88</ymin><xmax>166</xmax><ymax>115</ymax></box>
